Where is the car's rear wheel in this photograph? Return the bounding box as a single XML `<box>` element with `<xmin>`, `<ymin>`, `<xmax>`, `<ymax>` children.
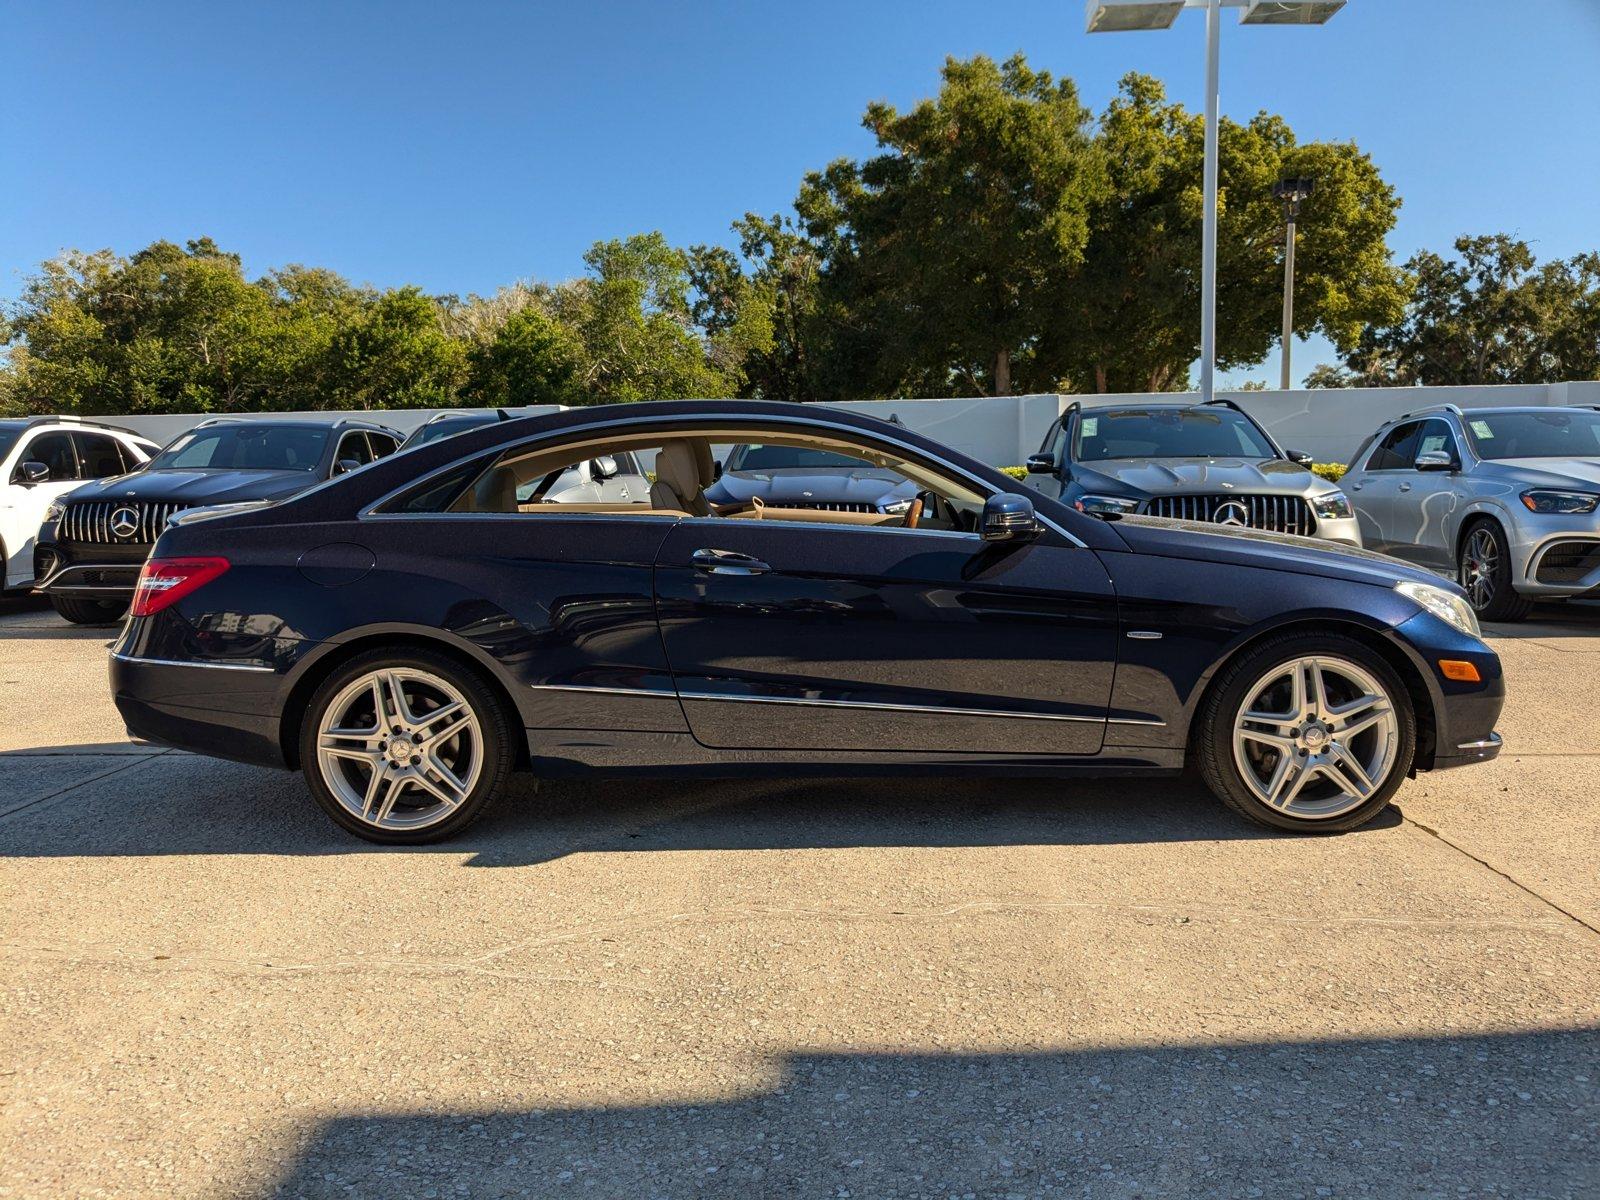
<box><xmin>50</xmin><ymin>595</ymin><xmax>128</xmax><ymax>625</ymax></box>
<box><xmin>1457</xmin><ymin>520</ymin><xmax>1533</xmax><ymax>623</ymax></box>
<box><xmin>299</xmin><ymin>649</ymin><xmax>513</xmax><ymax>844</ymax></box>
<box><xmin>1196</xmin><ymin>634</ymin><xmax>1415</xmax><ymax>832</ymax></box>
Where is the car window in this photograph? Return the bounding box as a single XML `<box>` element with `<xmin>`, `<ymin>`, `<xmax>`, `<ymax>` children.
<box><xmin>1414</xmin><ymin>420</ymin><xmax>1458</xmax><ymax>465</ymax></box>
<box><xmin>337</xmin><ymin>432</ymin><xmax>375</xmax><ymax>467</ymax></box>
<box><xmin>1074</xmin><ymin>409</ymin><xmax>1275</xmax><ymax>461</ymax></box>
<box><xmin>150</xmin><ymin>425</ymin><xmax>331</xmax><ymax>471</ymax></box>
<box><xmin>17</xmin><ymin>431</ymin><xmax>78</xmax><ymax>481</ymax></box>
<box><xmin>368</xmin><ymin>433</ymin><xmax>399</xmax><ymax>459</ymax></box>
<box><xmin>1365</xmin><ymin>422</ymin><xmax>1422</xmax><ymax>471</ymax></box>
<box><xmin>116</xmin><ymin>439</ymin><xmax>145</xmax><ymax>472</ymax></box>
<box><xmin>1461</xmin><ymin>409</ymin><xmax>1600</xmax><ymax>460</ymax></box>
<box><xmin>74</xmin><ymin>432</ymin><xmax>128</xmax><ymax>478</ymax></box>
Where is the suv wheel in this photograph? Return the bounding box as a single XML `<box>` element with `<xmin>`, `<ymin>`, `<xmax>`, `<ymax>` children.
<box><xmin>299</xmin><ymin>648</ymin><xmax>513</xmax><ymax>844</ymax></box>
<box><xmin>1458</xmin><ymin>520</ymin><xmax>1532</xmax><ymax>623</ymax></box>
<box><xmin>50</xmin><ymin>596</ymin><xmax>128</xmax><ymax>625</ymax></box>
<box><xmin>1196</xmin><ymin>633</ymin><xmax>1415</xmax><ymax>833</ymax></box>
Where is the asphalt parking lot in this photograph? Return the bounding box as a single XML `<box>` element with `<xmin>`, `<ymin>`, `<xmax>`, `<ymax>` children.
<box><xmin>2</xmin><ymin>595</ymin><xmax>1598</xmax><ymax>1199</ymax></box>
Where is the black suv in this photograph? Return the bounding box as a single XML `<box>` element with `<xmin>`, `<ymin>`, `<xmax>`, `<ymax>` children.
<box><xmin>34</xmin><ymin>417</ymin><xmax>399</xmax><ymax>623</ymax></box>
<box><xmin>1025</xmin><ymin>399</ymin><xmax>1362</xmax><ymax>545</ymax></box>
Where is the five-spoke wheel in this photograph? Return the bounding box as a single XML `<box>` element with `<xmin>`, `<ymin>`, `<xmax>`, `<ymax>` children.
<box><xmin>301</xmin><ymin>649</ymin><xmax>511</xmax><ymax>843</ymax></box>
<box><xmin>1198</xmin><ymin>634</ymin><xmax>1415</xmax><ymax>831</ymax></box>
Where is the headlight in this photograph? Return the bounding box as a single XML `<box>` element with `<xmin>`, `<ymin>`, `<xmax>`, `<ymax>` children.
<box><xmin>43</xmin><ymin>502</ymin><xmax>65</xmax><ymax>524</ymax></box>
<box><xmin>1396</xmin><ymin>580</ymin><xmax>1482</xmax><ymax>639</ymax></box>
<box><xmin>1074</xmin><ymin>494</ymin><xmax>1140</xmax><ymax>516</ymax></box>
<box><xmin>1310</xmin><ymin>490</ymin><xmax>1353</xmax><ymax>519</ymax></box>
<box><xmin>881</xmin><ymin>499</ymin><xmax>914</xmax><ymax>515</ymax></box>
<box><xmin>1520</xmin><ymin>489</ymin><xmax>1599</xmax><ymax>515</ymax></box>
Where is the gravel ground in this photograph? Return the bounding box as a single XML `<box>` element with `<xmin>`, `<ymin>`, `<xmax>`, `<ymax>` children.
<box><xmin>1</xmin><ymin>594</ymin><xmax>1596</xmax><ymax>1199</ymax></box>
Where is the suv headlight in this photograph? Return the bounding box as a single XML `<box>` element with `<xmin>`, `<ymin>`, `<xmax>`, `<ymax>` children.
<box><xmin>1074</xmin><ymin>494</ymin><xmax>1140</xmax><ymax>516</ymax></box>
<box><xmin>1396</xmin><ymin>580</ymin><xmax>1482</xmax><ymax>639</ymax></box>
<box><xmin>43</xmin><ymin>502</ymin><xmax>66</xmax><ymax>525</ymax></box>
<box><xmin>1520</xmin><ymin>489</ymin><xmax>1599</xmax><ymax>515</ymax></box>
<box><xmin>1310</xmin><ymin>490</ymin><xmax>1353</xmax><ymax>520</ymax></box>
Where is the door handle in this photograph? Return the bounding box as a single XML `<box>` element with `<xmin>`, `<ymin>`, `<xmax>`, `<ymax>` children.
<box><xmin>1399</xmin><ymin>482</ymin><xmax>1412</xmax><ymax>492</ymax></box>
<box><xmin>691</xmin><ymin>548</ymin><xmax>770</xmax><ymax>575</ymax></box>
<box><xmin>1350</xmin><ymin>482</ymin><xmax>1363</xmax><ymax>491</ymax></box>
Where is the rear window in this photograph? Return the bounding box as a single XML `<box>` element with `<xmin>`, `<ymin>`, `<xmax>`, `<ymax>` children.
<box><xmin>1074</xmin><ymin>409</ymin><xmax>1276</xmax><ymax>461</ymax></box>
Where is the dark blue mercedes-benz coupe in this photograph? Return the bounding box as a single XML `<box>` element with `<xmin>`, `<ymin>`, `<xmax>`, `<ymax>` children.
<box><xmin>108</xmin><ymin>400</ymin><xmax>1505</xmax><ymax>844</ymax></box>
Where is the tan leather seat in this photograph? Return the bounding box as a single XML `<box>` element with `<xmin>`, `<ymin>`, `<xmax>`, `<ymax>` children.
<box><xmin>649</xmin><ymin>440</ymin><xmax>714</xmax><ymax>516</ymax></box>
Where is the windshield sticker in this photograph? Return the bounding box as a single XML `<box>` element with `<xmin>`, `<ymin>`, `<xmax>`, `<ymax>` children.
<box><xmin>1469</xmin><ymin>420</ymin><xmax>1494</xmax><ymax>439</ymax></box>
<box><xmin>1081</xmin><ymin>417</ymin><xmax>1098</xmax><ymax>437</ymax></box>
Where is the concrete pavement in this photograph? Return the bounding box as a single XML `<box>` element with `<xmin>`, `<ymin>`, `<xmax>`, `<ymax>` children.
<box><xmin>2</xmin><ymin>594</ymin><xmax>1597</xmax><ymax>1198</ymax></box>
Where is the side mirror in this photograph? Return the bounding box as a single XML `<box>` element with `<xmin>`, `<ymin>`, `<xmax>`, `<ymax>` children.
<box><xmin>1286</xmin><ymin>450</ymin><xmax>1315</xmax><ymax>466</ymax></box>
<box><xmin>591</xmin><ymin>455</ymin><xmax>619</xmax><ymax>480</ymax></box>
<box><xmin>1414</xmin><ymin>450</ymin><xmax>1456</xmax><ymax>472</ymax></box>
<box><xmin>15</xmin><ymin>460</ymin><xmax>50</xmax><ymax>484</ymax></box>
<box><xmin>980</xmin><ymin>492</ymin><xmax>1042</xmax><ymax>543</ymax></box>
<box><xmin>1025</xmin><ymin>454</ymin><xmax>1057</xmax><ymax>475</ymax></box>
<box><xmin>334</xmin><ymin>458</ymin><xmax>363</xmax><ymax>475</ymax></box>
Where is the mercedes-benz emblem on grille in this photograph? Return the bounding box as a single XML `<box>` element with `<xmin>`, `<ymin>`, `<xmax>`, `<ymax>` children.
<box><xmin>109</xmin><ymin>507</ymin><xmax>141</xmax><ymax>539</ymax></box>
<box><xmin>1214</xmin><ymin>500</ymin><xmax>1250</xmax><ymax>528</ymax></box>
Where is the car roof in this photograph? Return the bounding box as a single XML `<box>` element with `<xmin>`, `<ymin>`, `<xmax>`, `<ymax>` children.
<box><xmin>193</xmin><ymin>416</ymin><xmax>399</xmax><ymax>435</ymax></box>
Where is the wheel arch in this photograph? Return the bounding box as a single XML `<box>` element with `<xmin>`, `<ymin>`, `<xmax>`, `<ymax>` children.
<box><xmin>1185</xmin><ymin>616</ymin><xmax>1439</xmax><ymax>772</ymax></box>
<box><xmin>279</xmin><ymin>626</ymin><xmax>530</xmax><ymax>772</ymax></box>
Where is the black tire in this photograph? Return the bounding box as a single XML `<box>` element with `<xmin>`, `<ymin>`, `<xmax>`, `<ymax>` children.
<box><xmin>1195</xmin><ymin>632</ymin><xmax>1416</xmax><ymax>833</ymax></box>
<box><xmin>50</xmin><ymin>595</ymin><xmax>128</xmax><ymax>625</ymax></box>
<box><xmin>298</xmin><ymin>647</ymin><xmax>514</xmax><ymax>845</ymax></box>
<box><xmin>1456</xmin><ymin>519</ymin><xmax>1533</xmax><ymax>623</ymax></box>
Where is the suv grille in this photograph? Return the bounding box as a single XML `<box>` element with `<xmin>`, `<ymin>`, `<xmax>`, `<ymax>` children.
<box><xmin>1535</xmin><ymin>539</ymin><xmax>1600</xmax><ymax>585</ymax></box>
<box><xmin>60</xmin><ymin>500</ymin><xmax>190</xmax><ymax>545</ymax></box>
<box><xmin>1142</xmin><ymin>494</ymin><xmax>1316</xmax><ymax>536</ymax></box>
<box><xmin>787</xmin><ymin>501</ymin><xmax>879</xmax><ymax>513</ymax></box>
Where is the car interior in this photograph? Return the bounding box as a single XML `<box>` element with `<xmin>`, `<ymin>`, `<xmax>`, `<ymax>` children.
<box><xmin>439</xmin><ymin>427</ymin><xmax>988</xmax><ymax>533</ymax></box>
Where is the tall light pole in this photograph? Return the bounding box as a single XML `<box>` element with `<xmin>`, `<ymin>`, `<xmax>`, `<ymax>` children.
<box><xmin>1086</xmin><ymin>0</ymin><xmax>1345</xmax><ymax>402</ymax></box>
<box><xmin>1272</xmin><ymin>175</ymin><xmax>1314</xmax><ymax>389</ymax></box>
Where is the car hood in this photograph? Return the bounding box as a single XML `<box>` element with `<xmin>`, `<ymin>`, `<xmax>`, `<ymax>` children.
<box><xmin>1075</xmin><ymin>457</ymin><xmax>1323</xmax><ymax>496</ymax></box>
<box><xmin>65</xmin><ymin>469</ymin><xmax>319</xmax><ymax>505</ymax></box>
<box><xmin>1482</xmin><ymin>458</ymin><xmax>1600</xmax><ymax>489</ymax></box>
<box><xmin>706</xmin><ymin>468</ymin><xmax>917</xmax><ymax>506</ymax></box>
<box><xmin>1110</xmin><ymin>515</ymin><xmax>1448</xmax><ymax>591</ymax></box>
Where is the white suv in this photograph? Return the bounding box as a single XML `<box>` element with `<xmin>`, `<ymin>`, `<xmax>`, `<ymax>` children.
<box><xmin>0</xmin><ymin>417</ymin><xmax>161</xmax><ymax>593</ymax></box>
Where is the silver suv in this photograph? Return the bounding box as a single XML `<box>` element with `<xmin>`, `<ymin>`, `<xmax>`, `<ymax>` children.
<box><xmin>1341</xmin><ymin>404</ymin><xmax>1600</xmax><ymax>621</ymax></box>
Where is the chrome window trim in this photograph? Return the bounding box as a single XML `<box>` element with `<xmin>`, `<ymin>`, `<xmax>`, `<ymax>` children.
<box><xmin>531</xmin><ymin>681</ymin><xmax>1164</xmax><ymax>727</ymax></box>
<box><xmin>358</xmin><ymin>411</ymin><xmax>1088</xmax><ymax>548</ymax></box>
<box><xmin>109</xmin><ymin>650</ymin><xmax>277</xmax><ymax>674</ymax></box>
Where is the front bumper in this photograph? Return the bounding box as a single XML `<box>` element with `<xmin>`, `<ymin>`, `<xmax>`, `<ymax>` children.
<box><xmin>1391</xmin><ymin>610</ymin><xmax>1506</xmax><ymax>771</ymax></box>
<box><xmin>1310</xmin><ymin>514</ymin><xmax>1363</xmax><ymax>548</ymax></box>
<box><xmin>34</xmin><ymin>539</ymin><xmax>147</xmax><ymax>601</ymax></box>
<box><xmin>1511</xmin><ymin>525</ymin><xmax>1600</xmax><ymax>598</ymax></box>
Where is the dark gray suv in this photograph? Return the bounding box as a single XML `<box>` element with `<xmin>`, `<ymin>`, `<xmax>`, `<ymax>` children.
<box><xmin>1341</xmin><ymin>404</ymin><xmax>1600</xmax><ymax>621</ymax></box>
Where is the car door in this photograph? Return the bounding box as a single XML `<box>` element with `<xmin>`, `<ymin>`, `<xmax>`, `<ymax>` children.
<box><xmin>1346</xmin><ymin>421</ymin><xmax>1420</xmax><ymax>555</ymax></box>
<box><xmin>73</xmin><ymin>432</ymin><xmax>133</xmax><ymax>482</ymax></box>
<box><xmin>1384</xmin><ymin>419</ymin><xmax>1462</xmax><ymax>569</ymax></box>
<box><xmin>3</xmin><ymin>430</ymin><xmax>83</xmax><ymax>587</ymax></box>
<box><xmin>653</xmin><ymin>519</ymin><xmax>1120</xmax><ymax>756</ymax></box>
<box><xmin>1027</xmin><ymin>417</ymin><xmax>1071</xmax><ymax>500</ymax></box>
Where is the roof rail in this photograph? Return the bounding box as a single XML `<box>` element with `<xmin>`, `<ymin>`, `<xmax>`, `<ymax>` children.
<box><xmin>17</xmin><ymin>415</ymin><xmax>149</xmax><ymax>435</ymax></box>
<box><xmin>1395</xmin><ymin>402</ymin><xmax>1465</xmax><ymax>421</ymax></box>
<box><xmin>1201</xmin><ymin>397</ymin><xmax>1245</xmax><ymax>413</ymax></box>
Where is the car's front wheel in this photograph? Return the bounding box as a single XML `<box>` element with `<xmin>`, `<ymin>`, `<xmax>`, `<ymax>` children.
<box><xmin>1196</xmin><ymin>634</ymin><xmax>1415</xmax><ymax>832</ymax></box>
<box><xmin>299</xmin><ymin>648</ymin><xmax>513</xmax><ymax>844</ymax></box>
<box><xmin>1457</xmin><ymin>520</ymin><xmax>1533</xmax><ymax>623</ymax></box>
<box><xmin>50</xmin><ymin>595</ymin><xmax>128</xmax><ymax>625</ymax></box>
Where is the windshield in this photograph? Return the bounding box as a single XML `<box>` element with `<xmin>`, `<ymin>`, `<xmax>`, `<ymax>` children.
<box><xmin>726</xmin><ymin>444</ymin><xmax>873</xmax><ymax>471</ymax></box>
<box><xmin>147</xmin><ymin>425</ymin><xmax>331</xmax><ymax>471</ymax></box>
<box><xmin>1075</xmin><ymin>409</ymin><xmax>1277</xmax><ymax>461</ymax></box>
<box><xmin>1462</xmin><ymin>410</ymin><xmax>1600</xmax><ymax>460</ymax></box>
<box><xmin>402</xmin><ymin>415</ymin><xmax>496</xmax><ymax>450</ymax></box>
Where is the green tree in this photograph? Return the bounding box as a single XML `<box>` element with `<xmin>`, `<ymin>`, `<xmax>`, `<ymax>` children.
<box><xmin>1041</xmin><ymin>74</ymin><xmax>1408</xmax><ymax>393</ymax></box>
<box><xmin>1313</xmin><ymin>235</ymin><xmax>1600</xmax><ymax>386</ymax></box>
<box><xmin>323</xmin><ymin>287</ymin><xmax>468</xmax><ymax>409</ymax></box>
<box><xmin>462</xmin><ymin>304</ymin><xmax>583</xmax><ymax>406</ymax></box>
<box><xmin>797</xmin><ymin>54</ymin><xmax>1101</xmax><ymax>398</ymax></box>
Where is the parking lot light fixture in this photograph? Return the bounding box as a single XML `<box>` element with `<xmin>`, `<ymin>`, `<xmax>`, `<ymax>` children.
<box><xmin>1086</xmin><ymin>0</ymin><xmax>1345</xmax><ymax>402</ymax></box>
<box><xmin>1273</xmin><ymin>176</ymin><xmax>1316</xmax><ymax>389</ymax></box>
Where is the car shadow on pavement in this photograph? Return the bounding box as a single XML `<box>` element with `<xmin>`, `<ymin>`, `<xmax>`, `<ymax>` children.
<box><xmin>263</xmin><ymin>1031</ymin><xmax>1598</xmax><ymax>1198</ymax></box>
<box><xmin>0</xmin><ymin>750</ymin><xmax>1397</xmax><ymax>866</ymax></box>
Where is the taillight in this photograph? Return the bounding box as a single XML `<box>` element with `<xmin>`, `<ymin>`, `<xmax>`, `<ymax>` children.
<box><xmin>129</xmin><ymin>556</ymin><xmax>231</xmax><ymax>618</ymax></box>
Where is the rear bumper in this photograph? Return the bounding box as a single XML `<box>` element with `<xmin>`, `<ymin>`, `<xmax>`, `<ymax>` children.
<box><xmin>109</xmin><ymin>651</ymin><xmax>292</xmax><ymax>769</ymax></box>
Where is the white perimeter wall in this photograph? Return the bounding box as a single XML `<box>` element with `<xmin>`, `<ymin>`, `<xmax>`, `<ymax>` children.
<box><xmin>91</xmin><ymin>381</ymin><xmax>1600</xmax><ymax>469</ymax></box>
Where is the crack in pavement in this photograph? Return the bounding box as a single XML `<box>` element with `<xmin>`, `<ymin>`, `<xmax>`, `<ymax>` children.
<box><xmin>0</xmin><ymin>752</ymin><xmax>167</xmax><ymax>820</ymax></box>
<box><xmin>1403</xmin><ymin>816</ymin><xmax>1600</xmax><ymax>939</ymax></box>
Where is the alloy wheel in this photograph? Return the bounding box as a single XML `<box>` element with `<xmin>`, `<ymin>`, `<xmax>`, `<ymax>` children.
<box><xmin>315</xmin><ymin>667</ymin><xmax>483</xmax><ymax>832</ymax></box>
<box><xmin>1231</xmin><ymin>656</ymin><xmax>1400</xmax><ymax>820</ymax></box>
<box><xmin>1460</xmin><ymin>527</ymin><xmax>1498</xmax><ymax>611</ymax></box>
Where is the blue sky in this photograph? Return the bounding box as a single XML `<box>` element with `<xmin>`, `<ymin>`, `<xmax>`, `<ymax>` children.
<box><xmin>3</xmin><ymin>0</ymin><xmax>1597</xmax><ymax>386</ymax></box>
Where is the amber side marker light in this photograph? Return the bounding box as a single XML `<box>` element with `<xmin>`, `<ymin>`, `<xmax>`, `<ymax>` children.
<box><xmin>1438</xmin><ymin>659</ymin><xmax>1482</xmax><ymax>683</ymax></box>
